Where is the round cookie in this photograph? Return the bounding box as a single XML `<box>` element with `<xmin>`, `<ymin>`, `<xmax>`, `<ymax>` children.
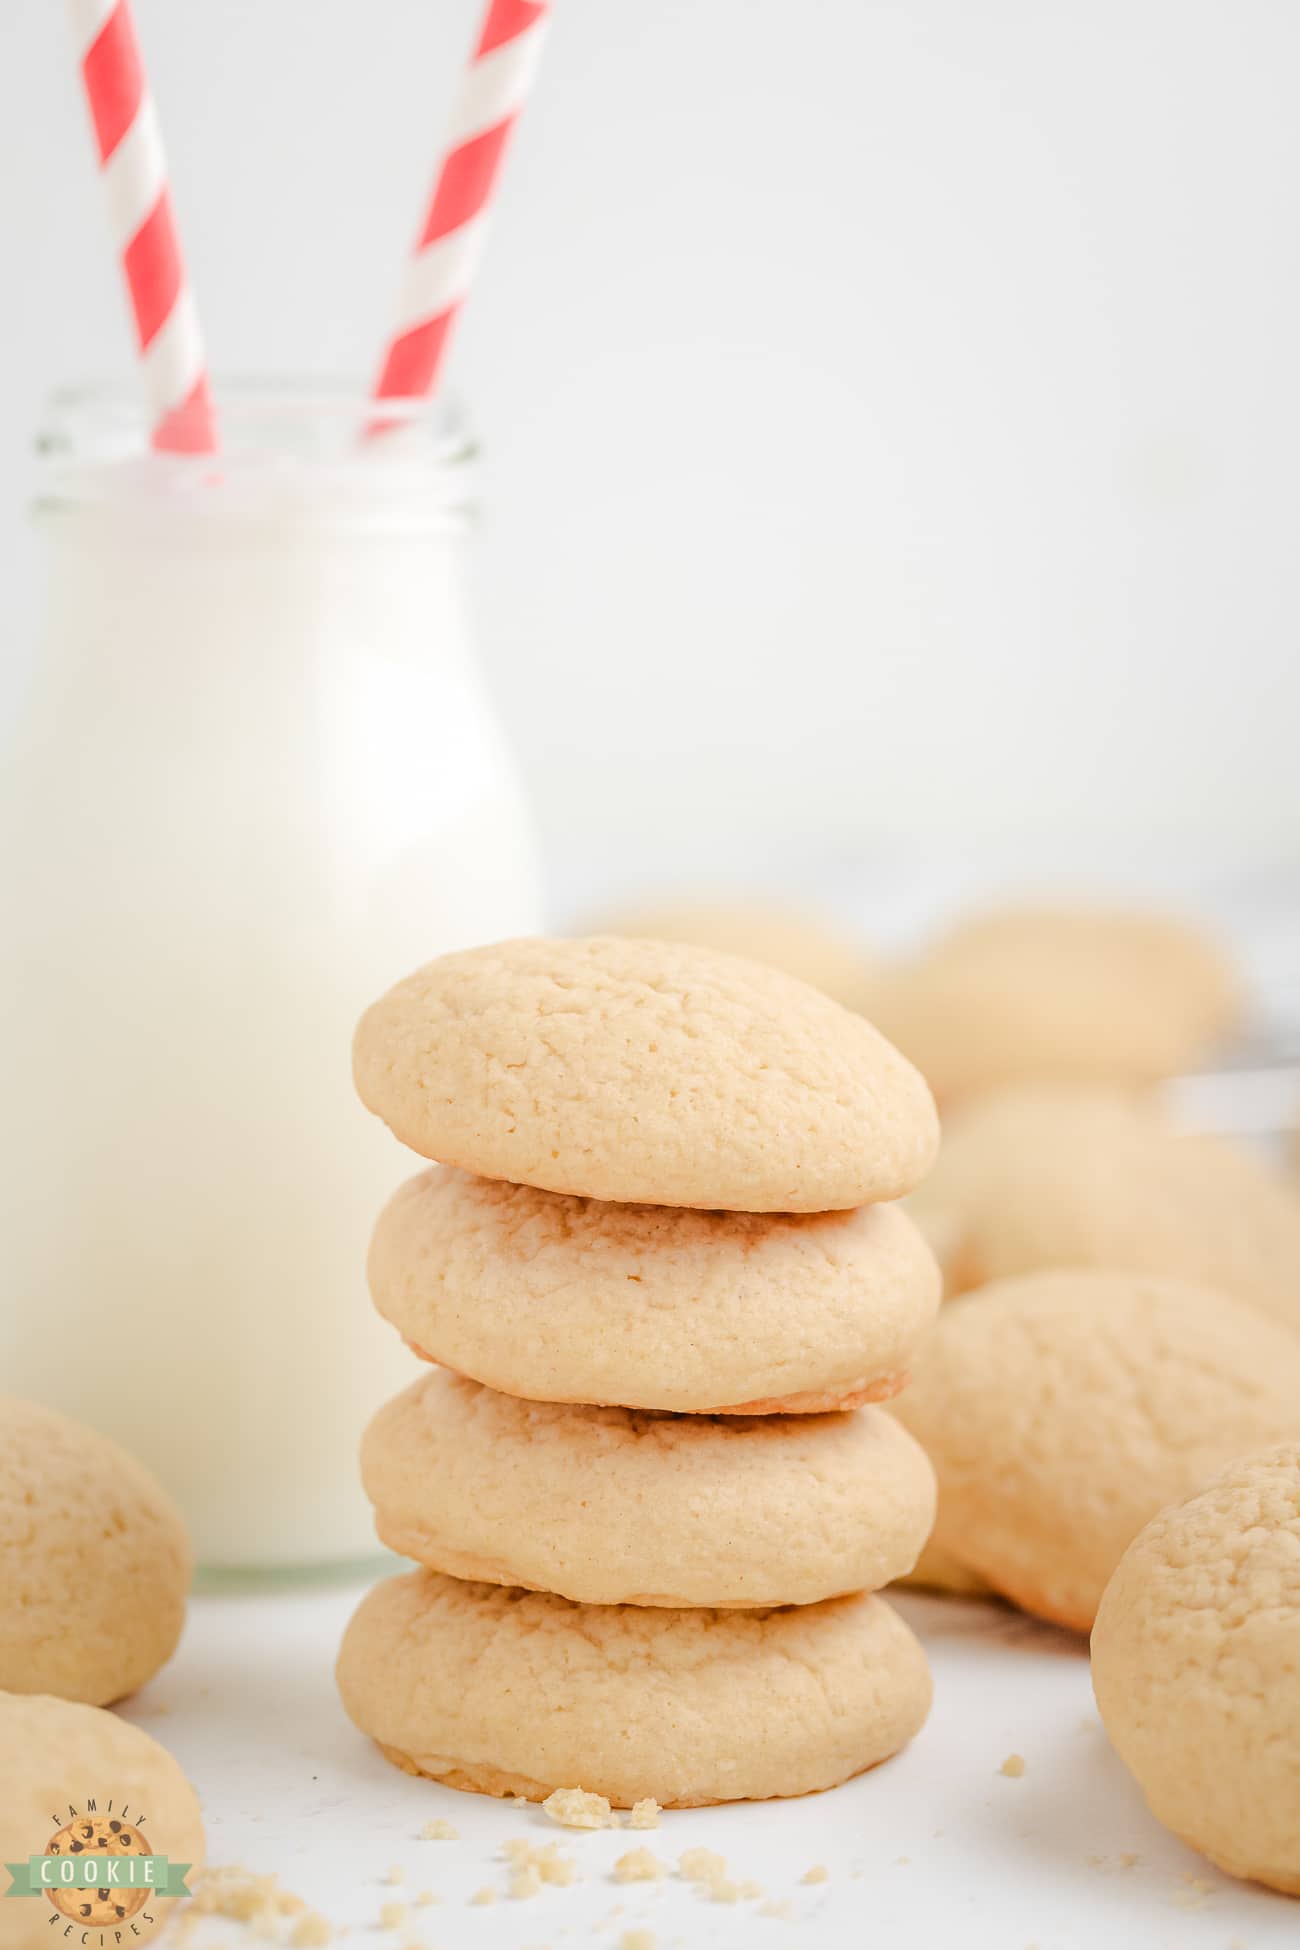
<box><xmin>910</xmin><ymin>1084</ymin><xmax>1300</xmax><ymax>1335</ymax></box>
<box><xmin>894</xmin><ymin>1270</ymin><xmax>1300</xmax><ymax>1633</ymax></box>
<box><xmin>353</xmin><ymin>935</ymin><xmax>938</xmax><ymax>1212</ymax></box>
<box><xmin>1091</xmin><ymin>1443</ymin><xmax>1300</xmax><ymax>1895</ymax></box>
<box><xmin>336</xmin><ymin>1570</ymin><xmax>932</xmax><ymax>1807</ymax></box>
<box><xmin>0</xmin><ymin>1693</ymin><xmax>205</xmax><ymax>1950</ymax></box>
<box><xmin>0</xmin><ymin>1398</ymin><xmax>191</xmax><ymax>1706</ymax></box>
<box><xmin>368</xmin><ymin>1167</ymin><xmax>941</xmax><ymax>1413</ymax></box>
<box><xmin>875</xmin><ymin>902</ymin><xmax>1240</xmax><ymax>1102</ymax></box>
<box><xmin>594</xmin><ymin>896</ymin><xmax>878</xmax><ymax>1012</ymax></box>
<box><xmin>362</xmin><ymin>1369</ymin><xmax>937</xmax><ymax>1608</ymax></box>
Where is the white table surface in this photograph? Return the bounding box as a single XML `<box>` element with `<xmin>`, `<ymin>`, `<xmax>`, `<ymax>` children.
<box><xmin>117</xmin><ymin>1580</ymin><xmax>1297</xmax><ymax>1950</ymax></box>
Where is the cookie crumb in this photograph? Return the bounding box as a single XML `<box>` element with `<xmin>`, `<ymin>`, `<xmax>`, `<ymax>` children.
<box><xmin>677</xmin><ymin>1849</ymin><xmax>739</xmax><ymax>1903</ymax></box>
<box><xmin>801</xmin><ymin>1864</ymin><xmax>829</xmax><ymax>1885</ymax></box>
<box><xmin>542</xmin><ymin>1787</ymin><xmax>616</xmax><ymax>1830</ymax></box>
<box><xmin>419</xmin><ymin>1819</ymin><xmax>459</xmax><ymax>1841</ymax></box>
<box><xmin>378</xmin><ymin>1904</ymin><xmax>406</xmax><ymax>1931</ymax></box>
<box><xmin>1119</xmin><ymin>1853</ymin><xmax>1141</xmax><ymax>1870</ymax></box>
<box><xmin>678</xmin><ymin>1849</ymin><xmax>727</xmax><ymax>1886</ymax></box>
<box><xmin>895</xmin><ymin>1856</ymin><xmax>910</xmax><ymax>1867</ymax></box>
<box><xmin>501</xmin><ymin>1839</ymin><xmax>577</xmax><ymax>1890</ymax></box>
<box><xmin>510</xmin><ymin>1863</ymin><xmax>542</xmax><ymax>1900</ymax></box>
<box><xmin>290</xmin><ymin>1918</ymin><xmax>332</xmax><ymax>1948</ymax></box>
<box><xmin>469</xmin><ymin>1887</ymin><xmax>496</xmax><ymax>1907</ymax></box>
<box><xmin>620</xmin><ymin>1933</ymin><xmax>656</xmax><ymax>1950</ymax></box>
<box><xmin>384</xmin><ymin>1867</ymin><xmax>404</xmax><ymax>1886</ymax></box>
<box><xmin>414</xmin><ymin>1891</ymin><xmax>436</xmax><ymax>1909</ymax></box>
<box><xmin>758</xmin><ymin>1900</ymin><xmax>793</xmax><ymax>1921</ymax></box>
<box><xmin>627</xmin><ymin>1800</ymin><xmax>661</xmax><ymax>1831</ymax></box>
<box><xmin>736</xmin><ymin>1880</ymin><xmax>763</xmax><ymax>1900</ymax></box>
<box><xmin>612</xmin><ymin>1850</ymin><xmax>663</xmax><ymax>1884</ymax></box>
<box><xmin>189</xmin><ymin>1868</ymin><xmax>324</xmax><ymax>1935</ymax></box>
<box><xmin>1172</xmin><ymin>1874</ymin><xmax>1217</xmax><ymax>1909</ymax></box>
<box><xmin>1000</xmin><ymin>1753</ymin><xmax>1026</xmax><ymax>1778</ymax></box>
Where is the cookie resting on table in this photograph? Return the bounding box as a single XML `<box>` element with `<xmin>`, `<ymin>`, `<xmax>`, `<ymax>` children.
<box><xmin>337</xmin><ymin>1570</ymin><xmax>932</xmax><ymax>1807</ymax></box>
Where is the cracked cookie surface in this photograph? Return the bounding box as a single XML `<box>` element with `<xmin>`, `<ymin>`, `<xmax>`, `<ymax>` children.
<box><xmin>353</xmin><ymin>935</ymin><xmax>938</xmax><ymax>1211</ymax></box>
<box><xmin>894</xmin><ymin>1270</ymin><xmax>1300</xmax><ymax>1632</ymax></box>
<box><xmin>336</xmin><ymin>1569</ymin><xmax>931</xmax><ymax>1806</ymax></box>
<box><xmin>1092</xmin><ymin>1442</ymin><xmax>1300</xmax><ymax>1895</ymax></box>
<box><xmin>363</xmin><ymin>1368</ymin><xmax>936</xmax><ymax>1607</ymax></box>
<box><xmin>369</xmin><ymin>1167</ymin><xmax>939</xmax><ymax>1412</ymax></box>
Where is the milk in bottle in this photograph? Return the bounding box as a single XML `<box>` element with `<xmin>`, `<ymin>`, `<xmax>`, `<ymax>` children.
<box><xmin>0</xmin><ymin>384</ymin><xmax>542</xmax><ymax>1569</ymax></box>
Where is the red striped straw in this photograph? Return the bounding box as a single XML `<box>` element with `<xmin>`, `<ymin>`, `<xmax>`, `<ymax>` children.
<box><xmin>67</xmin><ymin>0</ymin><xmax>216</xmax><ymax>453</ymax></box>
<box><xmin>373</xmin><ymin>0</ymin><xmax>549</xmax><ymax>404</ymax></box>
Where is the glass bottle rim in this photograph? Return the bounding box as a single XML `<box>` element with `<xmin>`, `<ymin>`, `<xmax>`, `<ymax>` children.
<box><xmin>33</xmin><ymin>377</ymin><xmax>479</xmax><ymax>533</ymax></box>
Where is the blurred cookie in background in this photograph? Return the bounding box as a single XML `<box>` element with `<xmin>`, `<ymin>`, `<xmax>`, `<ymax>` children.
<box><xmin>894</xmin><ymin>1534</ymin><xmax>995</xmax><ymax>1599</ymax></box>
<box><xmin>0</xmin><ymin>1397</ymin><xmax>191</xmax><ymax>1706</ymax></box>
<box><xmin>874</xmin><ymin>901</ymin><xmax>1241</xmax><ymax>1103</ymax></box>
<box><xmin>588</xmin><ymin>894</ymin><xmax>879</xmax><ymax>1013</ymax></box>
<box><xmin>907</xmin><ymin>1084</ymin><xmax>1300</xmax><ymax>1336</ymax></box>
<box><xmin>893</xmin><ymin>1269</ymin><xmax>1300</xmax><ymax>1633</ymax></box>
<box><xmin>905</xmin><ymin>1202</ymin><xmax>979</xmax><ymax>1301</ymax></box>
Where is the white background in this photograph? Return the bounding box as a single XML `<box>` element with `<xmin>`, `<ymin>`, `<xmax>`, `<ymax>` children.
<box><xmin>2</xmin><ymin>0</ymin><xmax>1299</xmax><ymax>903</ymax></box>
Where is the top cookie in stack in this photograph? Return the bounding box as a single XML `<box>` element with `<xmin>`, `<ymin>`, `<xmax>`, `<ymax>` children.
<box><xmin>352</xmin><ymin>934</ymin><xmax>936</xmax><ymax>1213</ymax></box>
<box><xmin>340</xmin><ymin>935</ymin><xmax>941</xmax><ymax>1809</ymax></box>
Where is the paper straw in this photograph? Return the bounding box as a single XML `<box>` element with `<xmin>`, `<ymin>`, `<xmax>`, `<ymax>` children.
<box><xmin>373</xmin><ymin>0</ymin><xmax>549</xmax><ymax>403</ymax></box>
<box><xmin>67</xmin><ymin>0</ymin><xmax>216</xmax><ymax>453</ymax></box>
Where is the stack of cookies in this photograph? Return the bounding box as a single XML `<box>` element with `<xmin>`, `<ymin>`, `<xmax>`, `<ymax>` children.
<box><xmin>337</xmin><ymin>935</ymin><xmax>943</xmax><ymax>1809</ymax></box>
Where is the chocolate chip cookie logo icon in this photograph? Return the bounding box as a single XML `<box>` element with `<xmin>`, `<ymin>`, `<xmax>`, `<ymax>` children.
<box><xmin>4</xmin><ymin>1799</ymin><xmax>192</xmax><ymax>1941</ymax></box>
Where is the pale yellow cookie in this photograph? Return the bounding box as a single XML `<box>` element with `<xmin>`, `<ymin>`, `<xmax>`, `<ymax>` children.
<box><xmin>362</xmin><ymin>1369</ymin><xmax>936</xmax><ymax>1607</ymax></box>
<box><xmin>0</xmin><ymin>1398</ymin><xmax>191</xmax><ymax>1706</ymax></box>
<box><xmin>368</xmin><ymin>1167</ymin><xmax>940</xmax><ymax>1412</ymax></box>
<box><xmin>0</xmin><ymin>1693</ymin><xmax>205</xmax><ymax>1950</ymax></box>
<box><xmin>875</xmin><ymin>902</ymin><xmax>1240</xmax><ymax>1102</ymax></box>
<box><xmin>594</xmin><ymin>896</ymin><xmax>878</xmax><ymax>1012</ymax></box>
<box><xmin>894</xmin><ymin>1270</ymin><xmax>1300</xmax><ymax>1633</ymax></box>
<box><xmin>910</xmin><ymin>1084</ymin><xmax>1300</xmax><ymax>1335</ymax></box>
<box><xmin>353</xmin><ymin>935</ymin><xmax>938</xmax><ymax>1211</ymax></box>
<box><xmin>1092</xmin><ymin>1443</ymin><xmax>1300</xmax><ymax>1896</ymax></box>
<box><xmin>337</xmin><ymin>1570</ymin><xmax>931</xmax><ymax>1807</ymax></box>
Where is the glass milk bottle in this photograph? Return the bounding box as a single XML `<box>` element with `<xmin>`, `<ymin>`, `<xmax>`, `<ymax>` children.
<box><xmin>0</xmin><ymin>383</ymin><xmax>541</xmax><ymax>1572</ymax></box>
